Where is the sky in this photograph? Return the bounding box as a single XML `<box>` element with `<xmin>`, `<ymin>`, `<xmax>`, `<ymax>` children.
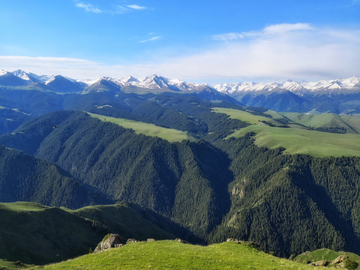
<box><xmin>0</xmin><ymin>0</ymin><xmax>360</xmax><ymax>84</ymax></box>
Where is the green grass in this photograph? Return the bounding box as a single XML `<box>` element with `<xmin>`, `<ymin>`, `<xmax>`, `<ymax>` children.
<box><xmin>213</xmin><ymin>108</ymin><xmax>360</xmax><ymax>157</ymax></box>
<box><xmin>294</xmin><ymin>248</ymin><xmax>360</xmax><ymax>269</ymax></box>
<box><xmin>31</xmin><ymin>241</ymin><xmax>317</xmax><ymax>270</ymax></box>
<box><xmin>281</xmin><ymin>112</ymin><xmax>360</xmax><ymax>134</ymax></box>
<box><xmin>212</xmin><ymin>108</ymin><xmax>275</xmax><ymax>125</ymax></box>
<box><xmin>0</xmin><ymin>259</ymin><xmax>32</xmax><ymax>270</ymax></box>
<box><xmin>0</xmin><ymin>202</ymin><xmax>177</xmax><ymax>266</ymax></box>
<box><xmin>87</xmin><ymin>112</ymin><xmax>195</xmax><ymax>142</ymax></box>
<box><xmin>264</xmin><ymin>110</ymin><xmax>287</xmax><ymax>120</ymax></box>
<box><xmin>228</xmin><ymin>124</ymin><xmax>360</xmax><ymax>157</ymax></box>
<box><xmin>0</xmin><ymin>201</ymin><xmax>49</xmax><ymax>212</ymax></box>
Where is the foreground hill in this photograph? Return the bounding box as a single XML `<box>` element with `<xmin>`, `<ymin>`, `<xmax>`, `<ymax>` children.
<box><xmin>30</xmin><ymin>241</ymin><xmax>318</xmax><ymax>270</ymax></box>
<box><xmin>0</xmin><ymin>201</ymin><xmax>179</xmax><ymax>265</ymax></box>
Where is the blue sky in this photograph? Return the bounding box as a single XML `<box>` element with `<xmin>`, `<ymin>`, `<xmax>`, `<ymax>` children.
<box><xmin>0</xmin><ymin>0</ymin><xmax>360</xmax><ymax>84</ymax></box>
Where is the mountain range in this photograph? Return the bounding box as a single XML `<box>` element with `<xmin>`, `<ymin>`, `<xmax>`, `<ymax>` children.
<box><xmin>3</xmin><ymin>68</ymin><xmax>360</xmax><ymax>265</ymax></box>
<box><xmin>2</xmin><ymin>69</ymin><xmax>360</xmax><ymax>114</ymax></box>
<box><xmin>3</xmin><ymin>69</ymin><xmax>360</xmax><ymax>93</ymax></box>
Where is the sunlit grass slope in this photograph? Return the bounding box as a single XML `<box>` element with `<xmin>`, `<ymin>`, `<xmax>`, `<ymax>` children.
<box><xmin>33</xmin><ymin>241</ymin><xmax>317</xmax><ymax>270</ymax></box>
<box><xmin>213</xmin><ymin>107</ymin><xmax>360</xmax><ymax>157</ymax></box>
<box><xmin>281</xmin><ymin>112</ymin><xmax>360</xmax><ymax>134</ymax></box>
<box><xmin>0</xmin><ymin>201</ymin><xmax>48</xmax><ymax>212</ymax></box>
<box><xmin>87</xmin><ymin>112</ymin><xmax>195</xmax><ymax>142</ymax></box>
<box><xmin>212</xmin><ymin>107</ymin><xmax>277</xmax><ymax>125</ymax></box>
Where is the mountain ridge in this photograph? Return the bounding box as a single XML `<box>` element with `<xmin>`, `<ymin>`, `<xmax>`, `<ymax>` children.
<box><xmin>3</xmin><ymin>69</ymin><xmax>359</xmax><ymax>95</ymax></box>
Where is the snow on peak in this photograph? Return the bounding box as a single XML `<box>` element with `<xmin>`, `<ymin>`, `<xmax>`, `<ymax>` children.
<box><xmin>45</xmin><ymin>76</ymin><xmax>57</xmax><ymax>85</ymax></box>
<box><xmin>341</xmin><ymin>77</ymin><xmax>360</xmax><ymax>87</ymax></box>
<box><xmin>121</xmin><ymin>75</ymin><xmax>139</xmax><ymax>83</ymax></box>
<box><xmin>11</xmin><ymin>69</ymin><xmax>30</xmax><ymax>80</ymax></box>
<box><xmin>215</xmin><ymin>76</ymin><xmax>360</xmax><ymax>95</ymax></box>
<box><xmin>0</xmin><ymin>70</ymin><xmax>9</xmax><ymax>76</ymax></box>
<box><xmin>28</xmin><ymin>73</ymin><xmax>51</xmax><ymax>82</ymax></box>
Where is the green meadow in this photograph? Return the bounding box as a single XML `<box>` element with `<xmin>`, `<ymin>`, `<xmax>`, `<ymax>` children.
<box><xmin>0</xmin><ymin>201</ymin><xmax>49</xmax><ymax>212</ymax></box>
<box><xmin>212</xmin><ymin>107</ymin><xmax>277</xmax><ymax>124</ymax></box>
<box><xmin>87</xmin><ymin>112</ymin><xmax>195</xmax><ymax>142</ymax></box>
<box><xmin>281</xmin><ymin>112</ymin><xmax>360</xmax><ymax>134</ymax></box>
<box><xmin>213</xmin><ymin>107</ymin><xmax>360</xmax><ymax>157</ymax></box>
<box><xmin>31</xmin><ymin>241</ymin><xmax>317</xmax><ymax>270</ymax></box>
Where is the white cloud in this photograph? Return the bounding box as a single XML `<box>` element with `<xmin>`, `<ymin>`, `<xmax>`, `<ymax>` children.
<box><xmin>126</xmin><ymin>4</ymin><xmax>147</xmax><ymax>10</ymax></box>
<box><xmin>213</xmin><ymin>23</ymin><xmax>313</xmax><ymax>41</ymax></box>
<box><xmin>75</xmin><ymin>2</ymin><xmax>101</xmax><ymax>13</ymax></box>
<box><xmin>2</xmin><ymin>24</ymin><xmax>360</xmax><ymax>83</ymax></box>
<box><xmin>74</xmin><ymin>1</ymin><xmax>147</xmax><ymax>14</ymax></box>
<box><xmin>139</xmin><ymin>36</ymin><xmax>161</xmax><ymax>43</ymax></box>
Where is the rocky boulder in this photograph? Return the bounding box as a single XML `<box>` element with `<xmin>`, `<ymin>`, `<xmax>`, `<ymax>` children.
<box><xmin>94</xmin><ymin>234</ymin><xmax>125</xmax><ymax>253</ymax></box>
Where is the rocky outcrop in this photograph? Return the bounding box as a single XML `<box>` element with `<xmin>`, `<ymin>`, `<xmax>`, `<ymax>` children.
<box><xmin>94</xmin><ymin>234</ymin><xmax>125</xmax><ymax>253</ymax></box>
<box><xmin>175</xmin><ymin>238</ymin><xmax>188</xmax><ymax>244</ymax></box>
<box><xmin>308</xmin><ymin>255</ymin><xmax>358</xmax><ymax>269</ymax></box>
<box><xmin>126</xmin><ymin>238</ymin><xmax>137</xmax><ymax>244</ymax></box>
<box><xmin>310</xmin><ymin>260</ymin><xmax>329</xmax><ymax>267</ymax></box>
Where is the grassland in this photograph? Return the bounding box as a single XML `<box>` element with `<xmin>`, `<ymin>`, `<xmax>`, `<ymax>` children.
<box><xmin>0</xmin><ymin>201</ymin><xmax>49</xmax><ymax>212</ymax></box>
<box><xmin>0</xmin><ymin>259</ymin><xmax>32</xmax><ymax>270</ymax></box>
<box><xmin>31</xmin><ymin>241</ymin><xmax>317</xmax><ymax>270</ymax></box>
<box><xmin>281</xmin><ymin>112</ymin><xmax>360</xmax><ymax>134</ymax></box>
<box><xmin>212</xmin><ymin>107</ymin><xmax>277</xmax><ymax>125</ymax></box>
<box><xmin>87</xmin><ymin>112</ymin><xmax>195</xmax><ymax>142</ymax></box>
<box><xmin>213</xmin><ymin>107</ymin><xmax>360</xmax><ymax>157</ymax></box>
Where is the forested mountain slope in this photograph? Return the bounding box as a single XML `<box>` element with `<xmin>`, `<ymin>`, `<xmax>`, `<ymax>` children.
<box><xmin>211</xmin><ymin>135</ymin><xmax>360</xmax><ymax>257</ymax></box>
<box><xmin>0</xmin><ymin>111</ymin><xmax>236</xmax><ymax>238</ymax></box>
<box><xmin>0</xmin><ymin>145</ymin><xmax>111</xmax><ymax>208</ymax></box>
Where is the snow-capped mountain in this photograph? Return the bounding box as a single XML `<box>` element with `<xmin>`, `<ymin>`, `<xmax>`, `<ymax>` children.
<box><xmin>4</xmin><ymin>69</ymin><xmax>360</xmax><ymax>99</ymax></box>
<box><xmin>214</xmin><ymin>77</ymin><xmax>360</xmax><ymax>96</ymax></box>
<box><xmin>97</xmin><ymin>74</ymin><xmax>204</xmax><ymax>92</ymax></box>
<box><xmin>11</xmin><ymin>69</ymin><xmax>51</xmax><ymax>83</ymax></box>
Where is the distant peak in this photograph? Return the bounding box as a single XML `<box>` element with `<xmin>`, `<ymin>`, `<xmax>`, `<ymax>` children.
<box><xmin>122</xmin><ymin>75</ymin><xmax>139</xmax><ymax>83</ymax></box>
<box><xmin>0</xmin><ymin>70</ymin><xmax>9</xmax><ymax>76</ymax></box>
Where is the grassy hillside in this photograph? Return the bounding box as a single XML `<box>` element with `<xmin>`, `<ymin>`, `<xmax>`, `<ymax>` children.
<box><xmin>212</xmin><ymin>107</ymin><xmax>278</xmax><ymax>125</ymax></box>
<box><xmin>214</xmin><ymin>107</ymin><xmax>360</xmax><ymax>157</ymax></box>
<box><xmin>87</xmin><ymin>112</ymin><xmax>195</xmax><ymax>142</ymax></box>
<box><xmin>282</xmin><ymin>112</ymin><xmax>360</xmax><ymax>134</ymax></box>
<box><xmin>31</xmin><ymin>241</ymin><xmax>317</xmax><ymax>270</ymax></box>
<box><xmin>230</xmin><ymin>124</ymin><xmax>360</xmax><ymax>157</ymax></box>
<box><xmin>0</xmin><ymin>201</ymin><xmax>178</xmax><ymax>265</ymax></box>
<box><xmin>0</xmin><ymin>202</ymin><xmax>107</xmax><ymax>265</ymax></box>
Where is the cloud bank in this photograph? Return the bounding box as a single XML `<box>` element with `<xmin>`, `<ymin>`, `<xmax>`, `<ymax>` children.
<box><xmin>1</xmin><ymin>24</ymin><xmax>360</xmax><ymax>83</ymax></box>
